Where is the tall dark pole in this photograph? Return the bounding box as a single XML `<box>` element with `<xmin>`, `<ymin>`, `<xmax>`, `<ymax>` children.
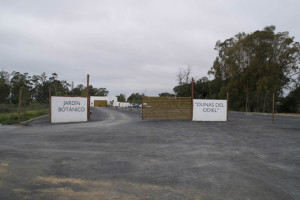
<box><xmin>49</xmin><ymin>88</ymin><xmax>52</xmax><ymax>123</ymax></box>
<box><xmin>191</xmin><ymin>78</ymin><xmax>194</xmax><ymax>120</ymax></box>
<box><xmin>227</xmin><ymin>92</ymin><xmax>229</xmax><ymax>121</ymax></box>
<box><xmin>18</xmin><ymin>87</ymin><xmax>22</xmax><ymax>123</ymax></box>
<box><xmin>246</xmin><ymin>93</ymin><xmax>248</xmax><ymax>113</ymax></box>
<box><xmin>142</xmin><ymin>96</ymin><xmax>144</xmax><ymax>120</ymax></box>
<box><xmin>87</xmin><ymin>74</ymin><xmax>90</xmax><ymax>120</ymax></box>
<box><xmin>272</xmin><ymin>92</ymin><xmax>275</xmax><ymax>123</ymax></box>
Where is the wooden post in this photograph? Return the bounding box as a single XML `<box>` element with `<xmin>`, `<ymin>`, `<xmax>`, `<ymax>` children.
<box><xmin>49</xmin><ymin>88</ymin><xmax>52</xmax><ymax>123</ymax></box>
<box><xmin>142</xmin><ymin>96</ymin><xmax>144</xmax><ymax>120</ymax></box>
<box><xmin>272</xmin><ymin>92</ymin><xmax>275</xmax><ymax>123</ymax></box>
<box><xmin>18</xmin><ymin>87</ymin><xmax>22</xmax><ymax>123</ymax></box>
<box><xmin>227</xmin><ymin>92</ymin><xmax>229</xmax><ymax>121</ymax></box>
<box><xmin>87</xmin><ymin>74</ymin><xmax>90</xmax><ymax>120</ymax></box>
<box><xmin>191</xmin><ymin>78</ymin><xmax>194</xmax><ymax>120</ymax></box>
<box><xmin>71</xmin><ymin>81</ymin><xmax>74</xmax><ymax>96</ymax></box>
<box><xmin>246</xmin><ymin>93</ymin><xmax>248</xmax><ymax>113</ymax></box>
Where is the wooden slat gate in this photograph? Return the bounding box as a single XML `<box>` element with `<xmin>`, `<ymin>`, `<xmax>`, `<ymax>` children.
<box><xmin>142</xmin><ymin>97</ymin><xmax>192</xmax><ymax>120</ymax></box>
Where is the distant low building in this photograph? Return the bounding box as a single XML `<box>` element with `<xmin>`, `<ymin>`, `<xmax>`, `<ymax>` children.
<box><xmin>118</xmin><ymin>102</ymin><xmax>130</xmax><ymax>108</ymax></box>
<box><xmin>90</xmin><ymin>96</ymin><xmax>118</xmax><ymax>107</ymax></box>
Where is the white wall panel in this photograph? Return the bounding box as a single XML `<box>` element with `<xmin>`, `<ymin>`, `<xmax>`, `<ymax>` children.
<box><xmin>51</xmin><ymin>97</ymin><xmax>87</xmax><ymax>123</ymax></box>
<box><xmin>193</xmin><ymin>99</ymin><xmax>227</xmax><ymax>121</ymax></box>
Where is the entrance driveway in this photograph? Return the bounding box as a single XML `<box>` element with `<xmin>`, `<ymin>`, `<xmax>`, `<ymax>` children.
<box><xmin>0</xmin><ymin>108</ymin><xmax>299</xmax><ymax>199</ymax></box>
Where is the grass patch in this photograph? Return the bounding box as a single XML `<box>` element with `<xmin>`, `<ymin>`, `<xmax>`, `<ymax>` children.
<box><xmin>0</xmin><ymin>104</ymin><xmax>49</xmax><ymax>124</ymax></box>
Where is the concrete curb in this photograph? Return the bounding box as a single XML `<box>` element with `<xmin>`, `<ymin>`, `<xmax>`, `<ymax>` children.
<box><xmin>20</xmin><ymin>115</ymin><xmax>49</xmax><ymax>124</ymax></box>
<box><xmin>229</xmin><ymin>111</ymin><xmax>300</xmax><ymax>117</ymax></box>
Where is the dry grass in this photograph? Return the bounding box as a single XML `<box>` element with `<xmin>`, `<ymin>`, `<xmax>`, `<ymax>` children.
<box><xmin>0</xmin><ymin>162</ymin><xmax>9</xmax><ymax>167</ymax></box>
<box><xmin>0</xmin><ymin>162</ymin><xmax>9</xmax><ymax>187</ymax></box>
<box><xmin>0</xmin><ymin>103</ymin><xmax>48</xmax><ymax>124</ymax></box>
<box><xmin>275</xmin><ymin>113</ymin><xmax>300</xmax><ymax>117</ymax></box>
<box><xmin>14</xmin><ymin>176</ymin><xmax>203</xmax><ymax>200</ymax></box>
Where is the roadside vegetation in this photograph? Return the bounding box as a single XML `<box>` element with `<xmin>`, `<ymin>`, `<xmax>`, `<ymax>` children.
<box><xmin>0</xmin><ymin>71</ymin><xmax>109</xmax><ymax>124</ymax></box>
<box><xmin>1</xmin><ymin>25</ymin><xmax>299</xmax><ymax>121</ymax></box>
<box><xmin>0</xmin><ymin>104</ymin><xmax>48</xmax><ymax>124</ymax></box>
<box><xmin>169</xmin><ymin>26</ymin><xmax>300</xmax><ymax>113</ymax></box>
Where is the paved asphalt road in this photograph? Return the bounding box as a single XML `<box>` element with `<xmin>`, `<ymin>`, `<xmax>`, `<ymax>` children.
<box><xmin>0</xmin><ymin>108</ymin><xmax>299</xmax><ymax>200</ymax></box>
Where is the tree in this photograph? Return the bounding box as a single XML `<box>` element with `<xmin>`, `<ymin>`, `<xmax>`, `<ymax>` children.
<box><xmin>48</xmin><ymin>73</ymin><xmax>70</xmax><ymax>96</ymax></box>
<box><xmin>173</xmin><ymin>75</ymin><xmax>213</xmax><ymax>99</ymax></box>
<box><xmin>209</xmin><ymin>25</ymin><xmax>300</xmax><ymax>112</ymax></box>
<box><xmin>173</xmin><ymin>84</ymin><xmax>191</xmax><ymax>97</ymax></box>
<box><xmin>1</xmin><ymin>71</ymin><xmax>110</xmax><ymax>105</ymax></box>
<box><xmin>127</xmin><ymin>93</ymin><xmax>144</xmax><ymax>104</ymax></box>
<box><xmin>279</xmin><ymin>86</ymin><xmax>300</xmax><ymax>113</ymax></box>
<box><xmin>71</xmin><ymin>84</ymin><xmax>109</xmax><ymax>97</ymax></box>
<box><xmin>158</xmin><ymin>92</ymin><xmax>175</xmax><ymax>97</ymax></box>
<box><xmin>88</xmin><ymin>85</ymin><xmax>97</xmax><ymax>96</ymax></box>
<box><xmin>31</xmin><ymin>72</ymin><xmax>70</xmax><ymax>103</ymax></box>
<box><xmin>10</xmin><ymin>71</ymin><xmax>32</xmax><ymax>104</ymax></box>
<box><xmin>72</xmin><ymin>84</ymin><xmax>85</xmax><ymax>96</ymax></box>
<box><xmin>177</xmin><ymin>66</ymin><xmax>192</xmax><ymax>85</ymax></box>
<box><xmin>31</xmin><ymin>72</ymin><xmax>51</xmax><ymax>103</ymax></box>
<box><xmin>94</xmin><ymin>88</ymin><xmax>109</xmax><ymax>96</ymax></box>
<box><xmin>173</xmin><ymin>66</ymin><xmax>193</xmax><ymax>97</ymax></box>
<box><xmin>194</xmin><ymin>77</ymin><xmax>210</xmax><ymax>99</ymax></box>
<box><xmin>117</xmin><ymin>94</ymin><xmax>126</xmax><ymax>102</ymax></box>
<box><xmin>0</xmin><ymin>70</ymin><xmax>10</xmax><ymax>103</ymax></box>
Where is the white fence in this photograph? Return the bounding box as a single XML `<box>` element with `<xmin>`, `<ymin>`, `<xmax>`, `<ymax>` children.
<box><xmin>118</xmin><ymin>102</ymin><xmax>130</xmax><ymax>108</ymax></box>
<box><xmin>51</xmin><ymin>96</ymin><xmax>87</xmax><ymax>123</ymax></box>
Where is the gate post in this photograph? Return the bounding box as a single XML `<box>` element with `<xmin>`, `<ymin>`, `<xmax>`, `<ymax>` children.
<box><xmin>272</xmin><ymin>92</ymin><xmax>275</xmax><ymax>123</ymax></box>
<box><xmin>191</xmin><ymin>78</ymin><xmax>194</xmax><ymax>120</ymax></box>
<box><xmin>142</xmin><ymin>96</ymin><xmax>144</xmax><ymax>120</ymax></box>
<box><xmin>87</xmin><ymin>74</ymin><xmax>90</xmax><ymax>120</ymax></box>
<box><xmin>49</xmin><ymin>88</ymin><xmax>52</xmax><ymax>123</ymax></box>
<box><xmin>18</xmin><ymin>87</ymin><xmax>22</xmax><ymax>123</ymax></box>
<box><xmin>227</xmin><ymin>92</ymin><xmax>229</xmax><ymax>121</ymax></box>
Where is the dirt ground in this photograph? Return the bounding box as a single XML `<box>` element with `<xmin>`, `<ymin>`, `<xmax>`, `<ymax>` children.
<box><xmin>0</xmin><ymin>107</ymin><xmax>299</xmax><ymax>200</ymax></box>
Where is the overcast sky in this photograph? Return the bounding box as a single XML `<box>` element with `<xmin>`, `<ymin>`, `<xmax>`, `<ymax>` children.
<box><xmin>1</xmin><ymin>0</ymin><xmax>300</xmax><ymax>97</ymax></box>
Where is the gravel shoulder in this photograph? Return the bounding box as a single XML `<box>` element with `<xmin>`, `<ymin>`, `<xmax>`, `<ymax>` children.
<box><xmin>0</xmin><ymin>107</ymin><xmax>299</xmax><ymax>199</ymax></box>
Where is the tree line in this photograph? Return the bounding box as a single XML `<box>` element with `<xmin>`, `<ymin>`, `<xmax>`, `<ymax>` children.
<box><xmin>0</xmin><ymin>69</ymin><xmax>146</xmax><ymax>105</ymax></box>
<box><xmin>1</xmin><ymin>26</ymin><xmax>299</xmax><ymax>112</ymax></box>
<box><xmin>0</xmin><ymin>71</ymin><xmax>109</xmax><ymax>104</ymax></box>
<box><xmin>170</xmin><ymin>26</ymin><xmax>300</xmax><ymax>113</ymax></box>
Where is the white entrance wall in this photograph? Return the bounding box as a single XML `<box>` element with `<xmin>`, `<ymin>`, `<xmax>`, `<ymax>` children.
<box><xmin>51</xmin><ymin>96</ymin><xmax>87</xmax><ymax>123</ymax></box>
<box><xmin>193</xmin><ymin>99</ymin><xmax>227</xmax><ymax>121</ymax></box>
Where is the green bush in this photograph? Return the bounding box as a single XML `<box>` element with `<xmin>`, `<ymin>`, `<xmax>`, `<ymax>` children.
<box><xmin>0</xmin><ymin>104</ymin><xmax>49</xmax><ymax>124</ymax></box>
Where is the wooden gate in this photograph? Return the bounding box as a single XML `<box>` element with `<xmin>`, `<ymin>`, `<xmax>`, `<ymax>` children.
<box><xmin>142</xmin><ymin>97</ymin><xmax>192</xmax><ymax>120</ymax></box>
<box><xmin>94</xmin><ymin>100</ymin><xmax>107</xmax><ymax>107</ymax></box>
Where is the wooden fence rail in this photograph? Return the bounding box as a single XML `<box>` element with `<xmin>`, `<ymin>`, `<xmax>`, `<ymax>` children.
<box><xmin>142</xmin><ymin>96</ymin><xmax>192</xmax><ymax>120</ymax></box>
